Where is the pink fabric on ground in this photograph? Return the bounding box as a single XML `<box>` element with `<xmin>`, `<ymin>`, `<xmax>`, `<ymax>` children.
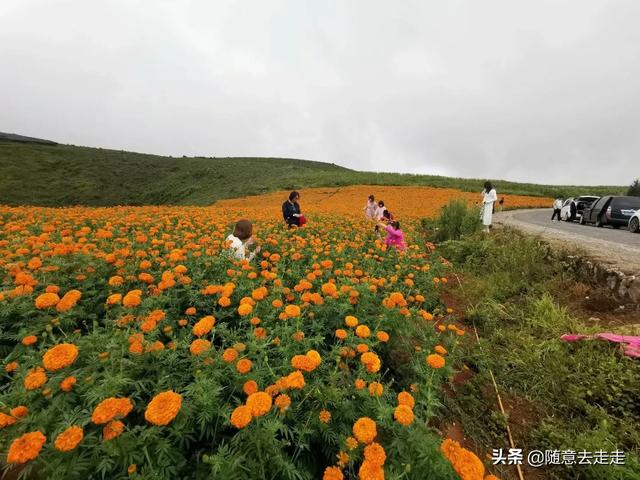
<box><xmin>561</xmin><ymin>333</ymin><xmax>640</xmax><ymax>358</ymax></box>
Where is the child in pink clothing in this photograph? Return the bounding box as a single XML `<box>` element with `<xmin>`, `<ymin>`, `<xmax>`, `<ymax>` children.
<box><xmin>378</xmin><ymin>221</ymin><xmax>406</xmax><ymax>250</ymax></box>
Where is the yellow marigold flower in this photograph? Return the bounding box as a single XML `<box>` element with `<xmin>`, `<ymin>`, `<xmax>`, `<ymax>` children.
<box><xmin>368</xmin><ymin>382</ymin><xmax>383</xmax><ymax>397</ymax></box>
<box><xmin>145</xmin><ymin>391</ymin><xmax>182</xmax><ymax>426</ymax></box>
<box><xmin>24</xmin><ymin>367</ymin><xmax>47</xmax><ymax>390</ymax></box>
<box><xmin>192</xmin><ymin>315</ymin><xmax>215</xmax><ymax>337</ymax></box>
<box><xmin>353</xmin><ymin>417</ymin><xmax>377</xmax><ymax>444</ymax></box>
<box><xmin>236</xmin><ymin>358</ymin><xmax>252</xmax><ymax>374</ymax></box>
<box><xmin>323</xmin><ymin>466</ymin><xmax>344</xmax><ymax>480</ymax></box>
<box><xmin>397</xmin><ymin>391</ymin><xmax>415</xmax><ymax>408</ymax></box>
<box><xmin>230</xmin><ymin>405</ymin><xmax>252</xmax><ymax>429</ymax></box>
<box><xmin>103</xmin><ymin>420</ymin><xmax>125</xmax><ymax>441</ymax></box>
<box><xmin>393</xmin><ymin>405</ymin><xmax>414</xmax><ymax>426</ymax></box>
<box><xmin>363</xmin><ymin>442</ymin><xmax>386</xmax><ymax>466</ymax></box>
<box><xmin>246</xmin><ymin>392</ymin><xmax>272</xmax><ymax>417</ymax></box>
<box><xmin>319</xmin><ymin>410</ymin><xmax>331</xmax><ymax>424</ymax></box>
<box><xmin>6</xmin><ymin>431</ymin><xmax>46</xmax><ymax>464</ymax></box>
<box><xmin>54</xmin><ymin>426</ymin><xmax>83</xmax><ymax>452</ymax></box>
<box><xmin>189</xmin><ymin>339</ymin><xmax>211</xmax><ymax>356</ymax></box>
<box><xmin>91</xmin><ymin>397</ymin><xmax>133</xmax><ymax>425</ymax></box>
<box><xmin>42</xmin><ymin>343</ymin><xmax>79</xmax><ymax>371</ymax></box>
<box><xmin>426</xmin><ymin>353</ymin><xmax>446</xmax><ymax>369</ymax></box>
<box><xmin>35</xmin><ymin>292</ymin><xmax>60</xmax><ymax>309</ymax></box>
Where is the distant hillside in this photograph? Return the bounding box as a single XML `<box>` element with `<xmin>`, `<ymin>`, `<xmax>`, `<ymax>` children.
<box><xmin>0</xmin><ymin>131</ymin><xmax>57</xmax><ymax>145</ymax></box>
<box><xmin>0</xmin><ymin>141</ymin><xmax>626</xmax><ymax>206</ymax></box>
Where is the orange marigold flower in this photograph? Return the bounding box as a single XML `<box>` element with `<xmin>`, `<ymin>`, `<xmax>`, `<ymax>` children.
<box><xmin>42</xmin><ymin>343</ymin><xmax>79</xmax><ymax>371</ymax></box>
<box><xmin>335</xmin><ymin>329</ymin><xmax>347</xmax><ymax>340</ymax></box>
<box><xmin>345</xmin><ymin>315</ymin><xmax>358</xmax><ymax>327</ymax></box>
<box><xmin>358</xmin><ymin>460</ymin><xmax>385</xmax><ymax>480</ymax></box>
<box><xmin>354</xmin><ymin>378</ymin><xmax>366</xmax><ymax>390</ymax></box>
<box><xmin>192</xmin><ymin>316</ymin><xmax>215</xmax><ymax>337</ymax></box>
<box><xmin>319</xmin><ymin>410</ymin><xmax>331</xmax><ymax>424</ymax></box>
<box><xmin>376</xmin><ymin>331</ymin><xmax>389</xmax><ymax>342</ymax></box>
<box><xmin>363</xmin><ymin>442</ymin><xmax>387</xmax><ymax>466</ymax></box>
<box><xmin>24</xmin><ymin>367</ymin><xmax>47</xmax><ymax>390</ymax></box>
<box><xmin>189</xmin><ymin>339</ymin><xmax>211</xmax><ymax>356</ymax></box>
<box><xmin>360</xmin><ymin>352</ymin><xmax>381</xmax><ymax>373</ymax></box>
<box><xmin>394</xmin><ymin>405</ymin><xmax>414</xmax><ymax>426</ymax></box>
<box><xmin>128</xmin><ymin>464</ymin><xmax>137</xmax><ymax>475</ymax></box>
<box><xmin>368</xmin><ymin>382</ymin><xmax>383</xmax><ymax>397</ymax></box>
<box><xmin>122</xmin><ymin>291</ymin><xmax>142</xmax><ymax>308</ymax></box>
<box><xmin>21</xmin><ymin>335</ymin><xmax>37</xmax><ymax>346</ymax></box>
<box><xmin>346</xmin><ymin>436</ymin><xmax>359</xmax><ymax>450</ymax></box>
<box><xmin>238</xmin><ymin>303</ymin><xmax>253</xmax><ymax>316</ymax></box>
<box><xmin>10</xmin><ymin>406</ymin><xmax>28</xmax><ymax>419</ymax></box>
<box><xmin>218</xmin><ymin>296</ymin><xmax>231</xmax><ymax>308</ymax></box>
<box><xmin>54</xmin><ymin>426</ymin><xmax>83</xmax><ymax>452</ymax></box>
<box><xmin>323</xmin><ymin>466</ymin><xmax>344</xmax><ymax>480</ymax></box>
<box><xmin>0</xmin><ymin>413</ymin><xmax>16</xmax><ymax>428</ymax></box>
<box><xmin>185</xmin><ymin>307</ymin><xmax>196</xmax><ymax>315</ymax></box>
<box><xmin>275</xmin><ymin>394</ymin><xmax>291</xmax><ymax>412</ymax></box>
<box><xmin>243</xmin><ymin>380</ymin><xmax>259</xmax><ymax>396</ymax></box>
<box><xmin>145</xmin><ymin>390</ymin><xmax>182</xmax><ymax>426</ymax></box>
<box><xmin>353</xmin><ymin>417</ymin><xmax>377</xmax><ymax>444</ymax></box>
<box><xmin>6</xmin><ymin>431</ymin><xmax>46</xmax><ymax>464</ymax></box>
<box><xmin>103</xmin><ymin>420</ymin><xmax>125</xmax><ymax>440</ymax></box>
<box><xmin>426</xmin><ymin>353</ymin><xmax>446</xmax><ymax>369</ymax></box>
<box><xmin>434</xmin><ymin>345</ymin><xmax>448</xmax><ymax>355</ymax></box>
<box><xmin>222</xmin><ymin>348</ymin><xmax>238</xmax><ymax>363</ymax></box>
<box><xmin>60</xmin><ymin>376</ymin><xmax>77</xmax><ymax>392</ymax></box>
<box><xmin>35</xmin><ymin>292</ymin><xmax>60</xmax><ymax>309</ymax></box>
<box><xmin>397</xmin><ymin>391</ymin><xmax>415</xmax><ymax>408</ymax></box>
<box><xmin>4</xmin><ymin>362</ymin><xmax>18</xmax><ymax>373</ymax></box>
<box><xmin>246</xmin><ymin>392</ymin><xmax>272</xmax><ymax>417</ymax></box>
<box><xmin>230</xmin><ymin>405</ymin><xmax>252</xmax><ymax>429</ymax></box>
<box><xmin>284</xmin><ymin>304</ymin><xmax>301</xmax><ymax>317</ymax></box>
<box><xmin>236</xmin><ymin>358</ymin><xmax>253</xmax><ymax>374</ymax></box>
<box><xmin>281</xmin><ymin>370</ymin><xmax>305</xmax><ymax>390</ymax></box>
<box><xmin>355</xmin><ymin>325</ymin><xmax>371</xmax><ymax>338</ymax></box>
<box><xmin>91</xmin><ymin>397</ymin><xmax>134</xmax><ymax>424</ymax></box>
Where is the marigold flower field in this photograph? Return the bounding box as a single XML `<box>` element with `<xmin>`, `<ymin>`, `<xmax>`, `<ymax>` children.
<box><xmin>0</xmin><ymin>187</ymin><xmax>550</xmax><ymax>479</ymax></box>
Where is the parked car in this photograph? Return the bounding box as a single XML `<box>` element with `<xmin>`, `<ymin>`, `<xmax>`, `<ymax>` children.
<box><xmin>581</xmin><ymin>196</ymin><xmax>640</xmax><ymax>228</ymax></box>
<box><xmin>629</xmin><ymin>210</ymin><xmax>640</xmax><ymax>233</ymax></box>
<box><xmin>560</xmin><ymin>195</ymin><xmax>599</xmax><ymax>221</ymax></box>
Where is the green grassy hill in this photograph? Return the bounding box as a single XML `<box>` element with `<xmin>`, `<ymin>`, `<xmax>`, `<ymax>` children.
<box><xmin>0</xmin><ymin>141</ymin><xmax>626</xmax><ymax>206</ymax></box>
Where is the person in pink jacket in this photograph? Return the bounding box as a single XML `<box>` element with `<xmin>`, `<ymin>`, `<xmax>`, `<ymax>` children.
<box><xmin>377</xmin><ymin>220</ymin><xmax>406</xmax><ymax>250</ymax></box>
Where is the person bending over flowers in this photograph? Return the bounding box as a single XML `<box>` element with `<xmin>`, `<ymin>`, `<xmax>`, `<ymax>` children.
<box><xmin>377</xmin><ymin>220</ymin><xmax>406</xmax><ymax>251</ymax></box>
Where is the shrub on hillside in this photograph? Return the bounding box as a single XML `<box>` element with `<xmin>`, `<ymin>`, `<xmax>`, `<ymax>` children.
<box><xmin>627</xmin><ymin>179</ymin><xmax>640</xmax><ymax>197</ymax></box>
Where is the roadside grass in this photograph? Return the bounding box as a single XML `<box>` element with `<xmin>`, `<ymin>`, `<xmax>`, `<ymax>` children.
<box><xmin>0</xmin><ymin>141</ymin><xmax>626</xmax><ymax>206</ymax></box>
<box><xmin>433</xmin><ymin>227</ymin><xmax>640</xmax><ymax>479</ymax></box>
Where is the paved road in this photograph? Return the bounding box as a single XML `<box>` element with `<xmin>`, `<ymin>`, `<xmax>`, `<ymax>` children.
<box><xmin>494</xmin><ymin>208</ymin><xmax>640</xmax><ymax>273</ymax></box>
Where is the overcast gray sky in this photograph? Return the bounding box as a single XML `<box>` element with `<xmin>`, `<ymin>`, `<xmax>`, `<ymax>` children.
<box><xmin>1</xmin><ymin>1</ymin><xmax>639</xmax><ymax>185</ymax></box>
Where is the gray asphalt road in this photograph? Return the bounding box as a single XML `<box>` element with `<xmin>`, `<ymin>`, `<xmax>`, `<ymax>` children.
<box><xmin>494</xmin><ymin>209</ymin><xmax>640</xmax><ymax>274</ymax></box>
<box><xmin>507</xmin><ymin>209</ymin><xmax>640</xmax><ymax>249</ymax></box>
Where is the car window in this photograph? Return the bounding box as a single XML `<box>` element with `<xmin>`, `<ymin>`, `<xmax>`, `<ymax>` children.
<box><xmin>563</xmin><ymin>199</ymin><xmax>572</xmax><ymax>207</ymax></box>
<box><xmin>612</xmin><ymin>197</ymin><xmax>640</xmax><ymax>209</ymax></box>
<box><xmin>578</xmin><ymin>196</ymin><xmax>599</xmax><ymax>202</ymax></box>
<box><xmin>591</xmin><ymin>197</ymin><xmax>609</xmax><ymax>210</ymax></box>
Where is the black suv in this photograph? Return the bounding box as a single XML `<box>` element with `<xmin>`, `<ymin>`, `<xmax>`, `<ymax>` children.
<box><xmin>581</xmin><ymin>196</ymin><xmax>640</xmax><ymax>228</ymax></box>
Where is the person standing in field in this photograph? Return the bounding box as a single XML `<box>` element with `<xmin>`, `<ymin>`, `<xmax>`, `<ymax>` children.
<box><xmin>364</xmin><ymin>195</ymin><xmax>377</xmax><ymax>220</ymax></box>
<box><xmin>226</xmin><ymin>219</ymin><xmax>261</xmax><ymax>261</ymax></box>
<box><xmin>377</xmin><ymin>220</ymin><xmax>406</xmax><ymax>250</ymax></box>
<box><xmin>282</xmin><ymin>191</ymin><xmax>304</xmax><ymax>228</ymax></box>
<box><xmin>481</xmin><ymin>181</ymin><xmax>497</xmax><ymax>233</ymax></box>
<box><xmin>551</xmin><ymin>197</ymin><xmax>563</xmax><ymax>221</ymax></box>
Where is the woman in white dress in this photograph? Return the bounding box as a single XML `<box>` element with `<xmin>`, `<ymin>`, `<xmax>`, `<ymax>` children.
<box><xmin>481</xmin><ymin>181</ymin><xmax>497</xmax><ymax>232</ymax></box>
<box><xmin>226</xmin><ymin>219</ymin><xmax>261</xmax><ymax>261</ymax></box>
<box><xmin>363</xmin><ymin>195</ymin><xmax>377</xmax><ymax>220</ymax></box>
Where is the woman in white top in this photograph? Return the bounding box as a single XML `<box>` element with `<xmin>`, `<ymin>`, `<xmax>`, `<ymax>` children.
<box><xmin>481</xmin><ymin>181</ymin><xmax>497</xmax><ymax>232</ymax></box>
<box><xmin>226</xmin><ymin>219</ymin><xmax>261</xmax><ymax>261</ymax></box>
<box><xmin>363</xmin><ymin>195</ymin><xmax>377</xmax><ymax>220</ymax></box>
